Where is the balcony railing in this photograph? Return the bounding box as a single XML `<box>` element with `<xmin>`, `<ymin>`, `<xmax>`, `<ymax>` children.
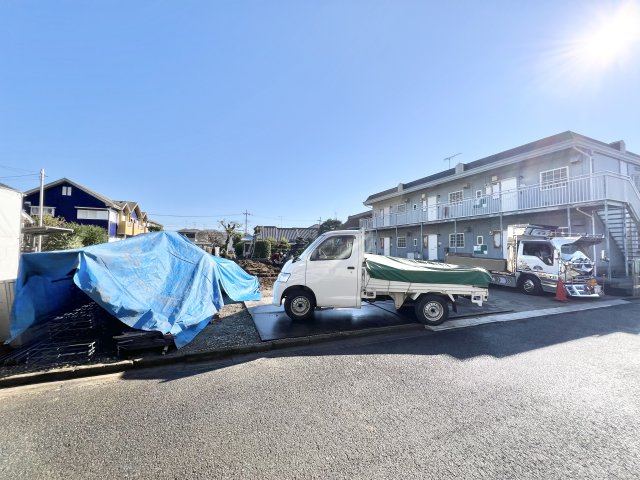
<box><xmin>361</xmin><ymin>172</ymin><xmax>640</xmax><ymax>230</ymax></box>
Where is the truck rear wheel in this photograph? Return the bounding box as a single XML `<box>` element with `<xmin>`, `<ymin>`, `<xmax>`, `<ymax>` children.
<box><xmin>519</xmin><ymin>275</ymin><xmax>542</xmax><ymax>295</ymax></box>
<box><xmin>415</xmin><ymin>295</ymin><xmax>449</xmax><ymax>326</ymax></box>
<box><xmin>284</xmin><ymin>289</ymin><xmax>315</xmax><ymax>321</ymax></box>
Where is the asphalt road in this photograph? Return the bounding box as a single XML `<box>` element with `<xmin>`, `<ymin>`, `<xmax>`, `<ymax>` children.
<box><xmin>1</xmin><ymin>301</ymin><xmax>639</xmax><ymax>479</ymax></box>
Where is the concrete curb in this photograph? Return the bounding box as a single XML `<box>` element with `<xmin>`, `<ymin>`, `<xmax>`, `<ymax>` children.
<box><xmin>0</xmin><ymin>322</ymin><xmax>425</xmax><ymax>389</ymax></box>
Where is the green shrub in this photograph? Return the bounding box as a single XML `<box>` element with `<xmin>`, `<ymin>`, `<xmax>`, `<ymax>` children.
<box><xmin>254</xmin><ymin>240</ymin><xmax>271</xmax><ymax>259</ymax></box>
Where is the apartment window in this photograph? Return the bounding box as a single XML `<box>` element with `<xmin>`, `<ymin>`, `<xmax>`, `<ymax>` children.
<box><xmin>30</xmin><ymin>206</ymin><xmax>55</xmax><ymax>216</ymax></box>
<box><xmin>413</xmin><ymin>238</ymin><xmax>418</xmax><ymax>247</ymax></box>
<box><xmin>476</xmin><ymin>236</ymin><xmax>484</xmax><ymax>245</ymax></box>
<box><xmin>448</xmin><ymin>191</ymin><xmax>463</xmax><ymax>204</ymax></box>
<box><xmin>77</xmin><ymin>209</ymin><xmax>109</xmax><ymax>220</ymax></box>
<box><xmin>396</xmin><ymin>203</ymin><xmax>407</xmax><ymax>214</ymax></box>
<box><xmin>449</xmin><ymin>233</ymin><xmax>464</xmax><ymax>248</ymax></box>
<box><xmin>412</xmin><ymin>204</ymin><xmax>418</xmax><ymax>211</ymax></box>
<box><xmin>62</xmin><ymin>186</ymin><xmax>72</xmax><ymax>196</ymax></box>
<box><xmin>540</xmin><ymin>167</ymin><xmax>568</xmax><ymax>190</ymax></box>
<box><xmin>397</xmin><ymin>236</ymin><xmax>407</xmax><ymax>248</ymax></box>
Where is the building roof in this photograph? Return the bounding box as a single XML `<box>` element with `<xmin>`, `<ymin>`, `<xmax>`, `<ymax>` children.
<box><xmin>24</xmin><ymin>178</ymin><xmax>153</xmax><ymax>223</ymax></box>
<box><xmin>257</xmin><ymin>226</ymin><xmax>318</xmax><ymax>243</ymax></box>
<box><xmin>0</xmin><ymin>182</ymin><xmax>22</xmax><ymax>193</ymax></box>
<box><xmin>24</xmin><ymin>177</ymin><xmax>122</xmax><ymax>209</ymax></box>
<box><xmin>342</xmin><ymin>211</ymin><xmax>372</xmax><ymax>229</ymax></box>
<box><xmin>365</xmin><ymin>131</ymin><xmax>640</xmax><ymax>204</ymax></box>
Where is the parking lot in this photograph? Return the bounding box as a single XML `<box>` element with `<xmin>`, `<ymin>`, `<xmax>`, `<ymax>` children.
<box><xmin>248</xmin><ymin>286</ymin><xmax>630</xmax><ymax>341</ymax></box>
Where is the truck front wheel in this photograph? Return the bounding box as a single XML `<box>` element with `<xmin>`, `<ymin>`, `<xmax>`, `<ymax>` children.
<box><xmin>415</xmin><ymin>295</ymin><xmax>449</xmax><ymax>326</ymax></box>
<box><xmin>519</xmin><ymin>275</ymin><xmax>542</xmax><ymax>295</ymax></box>
<box><xmin>284</xmin><ymin>289</ymin><xmax>316</xmax><ymax>321</ymax></box>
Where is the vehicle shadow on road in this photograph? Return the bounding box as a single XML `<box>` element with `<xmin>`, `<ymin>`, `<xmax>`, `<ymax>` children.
<box><xmin>118</xmin><ymin>301</ymin><xmax>640</xmax><ymax>384</ymax></box>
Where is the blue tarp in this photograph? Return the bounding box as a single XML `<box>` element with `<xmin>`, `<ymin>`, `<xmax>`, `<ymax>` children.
<box><xmin>9</xmin><ymin>232</ymin><xmax>261</xmax><ymax>348</ymax></box>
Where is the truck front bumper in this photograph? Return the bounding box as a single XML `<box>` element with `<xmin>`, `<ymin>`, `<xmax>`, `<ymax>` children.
<box><xmin>272</xmin><ymin>280</ymin><xmax>285</xmax><ymax>306</ymax></box>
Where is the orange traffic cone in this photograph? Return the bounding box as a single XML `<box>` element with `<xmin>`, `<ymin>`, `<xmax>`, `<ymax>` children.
<box><xmin>555</xmin><ymin>278</ymin><xmax>568</xmax><ymax>302</ymax></box>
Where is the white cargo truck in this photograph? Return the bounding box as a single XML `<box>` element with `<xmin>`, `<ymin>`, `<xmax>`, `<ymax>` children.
<box><xmin>446</xmin><ymin>224</ymin><xmax>604</xmax><ymax>297</ymax></box>
<box><xmin>273</xmin><ymin>230</ymin><xmax>491</xmax><ymax>326</ymax></box>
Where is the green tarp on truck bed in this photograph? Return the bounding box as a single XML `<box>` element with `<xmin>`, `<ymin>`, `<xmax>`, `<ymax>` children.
<box><xmin>364</xmin><ymin>254</ymin><xmax>492</xmax><ymax>286</ymax></box>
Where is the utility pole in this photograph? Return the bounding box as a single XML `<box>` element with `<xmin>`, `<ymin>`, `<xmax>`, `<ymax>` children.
<box><xmin>243</xmin><ymin>210</ymin><xmax>252</xmax><ymax>234</ymax></box>
<box><xmin>37</xmin><ymin>168</ymin><xmax>44</xmax><ymax>252</ymax></box>
<box><xmin>443</xmin><ymin>152</ymin><xmax>462</xmax><ymax>169</ymax></box>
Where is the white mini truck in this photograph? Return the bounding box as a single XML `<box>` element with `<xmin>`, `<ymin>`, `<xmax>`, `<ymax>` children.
<box><xmin>273</xmin><ymin>230</ymin><xmax>492</xmax><ymax>326</ymax></box>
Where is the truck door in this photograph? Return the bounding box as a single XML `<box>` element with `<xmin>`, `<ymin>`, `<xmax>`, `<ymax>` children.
<box><xmin>306</xmin><ymin>234</ymin><xmax>359</xmax><ymax>308</ymax></box>
<box><xmin>520</xmin><ymin>241</ymin><xmax>555</xmax><ymax>274</ymax></box>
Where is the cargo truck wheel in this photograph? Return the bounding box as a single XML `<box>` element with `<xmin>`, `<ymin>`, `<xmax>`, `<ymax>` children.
<box><xmin>284</xmin><ymin>290</ymin><xmax>315</xmax><ymax>321</ymax></box>
<box><xmin>519</xmin><ymin>275</ymin><xmax>542</xmax><ymax>295</ymax></box>
<box><xmin>415</xmin><ymin>295</ymin><xmax>449</xmax><ymax>326</ymax></box>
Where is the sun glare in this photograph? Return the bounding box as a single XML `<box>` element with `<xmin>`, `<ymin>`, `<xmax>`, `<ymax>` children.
<box><xmin>574</xmin><ymin>2</ymin><xmax>640</xmax><ymax>69</ymax></box>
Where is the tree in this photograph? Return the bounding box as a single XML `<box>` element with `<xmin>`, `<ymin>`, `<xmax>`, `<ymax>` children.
<box><xmin>318</xmin><ymin>218</ymin><xmax>343</xmax><ymax>235</ymax></box>
<box><xmin>35</xmin><ymin>215</ymin><xmax>108</xmax><ymax>251</ymax></box>
<box><xmin>75</xmin><ymin>224</ymin><xmax>108</xmax><ymax>246</ymax></box>
<box><xmin>276</xmin><ymin>237</ymin><xmax>291</xmax><ymax>254</ymax></box>
<box><xmin>219</xmin><ymin>220</ymin><xmax>242</xmax><ymax>258</ymax></box>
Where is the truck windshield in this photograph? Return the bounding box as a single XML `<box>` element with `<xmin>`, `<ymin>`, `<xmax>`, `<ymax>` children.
<box><xmin>294</xmin><ymin>234</ymin><xmax>327</xmax><ymax>262</ymax></box>
<box><xmin>561</xmin><ymin>244</ymin><xmax>588</xmax><ymax>257</ymax></box>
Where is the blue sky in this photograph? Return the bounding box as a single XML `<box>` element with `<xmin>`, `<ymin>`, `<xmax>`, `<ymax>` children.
<box><xmin>1</xmin><ymin>1</ymin><xmax>639</xmax><ymax>231</ymax></box>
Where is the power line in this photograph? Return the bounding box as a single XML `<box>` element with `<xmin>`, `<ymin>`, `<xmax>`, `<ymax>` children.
<box><xmin>0</xmin><ymin>164</ymin><xmax>39</xmax><ymax>174</ymax></box>
<box><xmin>0</xmin><ymin>174</ymin><xmax>41</xmax><ymax>179</ymax></box>
<box><xmin>146</xmin><ymin>212</ymin><xmax>244</xmax><ymax>218</ymax></box>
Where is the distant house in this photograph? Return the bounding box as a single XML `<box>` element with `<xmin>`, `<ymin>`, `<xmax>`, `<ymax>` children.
<box><xmin>256</xmin><ymin>226</ymin><xmax>318</xmax><ymax>243</ymax></box>
<box><xmin>23</xmin><ymin>178</ymin><xmax>151</xmax><ymax>241</ymax></box>
<box><xmin>177</xmin><ymin>228</ymin><xmax>226</xmax><ymax>253</ymax></box>
<box><xmin>341</xmin><ymin>211</ymin><xmax>372</xmax><ymax>230</ymax></box>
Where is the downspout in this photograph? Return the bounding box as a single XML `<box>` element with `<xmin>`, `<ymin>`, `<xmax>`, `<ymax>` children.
<box><xmin>453</xmin><ymin>218</ymin><xmax>457</xmax><ymax>254</ymax></box>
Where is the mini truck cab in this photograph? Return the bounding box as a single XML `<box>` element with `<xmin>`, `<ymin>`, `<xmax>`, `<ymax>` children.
<box><xmin>273</xmin><ymin>230</ymin><xmax>491</xmax><ymax>326</ymax></box>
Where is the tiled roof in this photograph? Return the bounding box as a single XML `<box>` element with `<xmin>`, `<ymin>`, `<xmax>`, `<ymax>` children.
<box><xmin>257</xmin><ymin>226</ymin><xmax>318</xmax><ymax>243</ymax></box>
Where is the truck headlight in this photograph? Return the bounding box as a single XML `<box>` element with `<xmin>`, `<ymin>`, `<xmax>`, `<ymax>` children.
<box><xmin>277</xmin><ymin>272</ymin><xmax>291</xmax><ymax>283</ymax></box>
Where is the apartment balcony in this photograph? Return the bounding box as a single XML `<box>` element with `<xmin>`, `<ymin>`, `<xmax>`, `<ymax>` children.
<box><xmin>117</xmin><ymin>220</ymin><xmax>134</xmax><ymax>236</ymax></box>
<box><xmin>118</xmin><ymin>220</ymin><xmax>148</xmax><ymax>236</ymax></box>
<box><xmin>132</xmin><ymin>224</ymin><xmax>148</xmax><ymax>236</ymax></box>
<box><xmin>361</xmin><ymin>172</ymin><xmax>640</xmax><ymax>230</ymax></box>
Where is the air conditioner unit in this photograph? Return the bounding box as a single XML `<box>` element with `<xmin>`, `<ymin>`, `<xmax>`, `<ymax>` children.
<box><xmin>462</xmin><ymin>182</ymin><xmax>471</xmax><ymax>189</ymax></box>
<box><xmin>491</xmin><ymin>175</ymin><xmax>498</xmax><ymax>182</ymax></box>
<box><xmin>569</xmin><ymin>156</ymin><xmax>582</xmax><ymax>164</ymax></box>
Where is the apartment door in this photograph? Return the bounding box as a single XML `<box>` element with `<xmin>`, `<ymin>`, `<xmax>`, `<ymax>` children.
<box><xmin>428</xmin><ymin>234</ymin><xmax>438</xmax><ymax>260</ymax></box>
<box><xmin>383</xmin><ymin>237</ymin><xmax>391</xmax><ymax>256</ymax></box>
<box><xmin>500</xmin><ymin>177</ymin><xmax>518</xmax><ymax>212</ymax></box>
<box><xmin>427</xmin><ymin>195</ymin><xmax>437</xmax><ymax>221</ymax></box>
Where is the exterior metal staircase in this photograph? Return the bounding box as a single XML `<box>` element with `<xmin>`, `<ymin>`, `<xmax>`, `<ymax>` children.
<box><xmin>597</xmin><ymin>204</ymin><xmax>640</xmax><ymax>270</ymax></box>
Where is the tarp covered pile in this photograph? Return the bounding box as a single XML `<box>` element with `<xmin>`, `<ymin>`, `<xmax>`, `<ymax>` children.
<box><xmin>9</xmin><ymin>232</ymin><xmax>261</xmax><ymax>348</ymax></box>
<box><xmin>364</xmin><ymin>254</ymin><xmax>492</xmax><ymax>286</ymax></box>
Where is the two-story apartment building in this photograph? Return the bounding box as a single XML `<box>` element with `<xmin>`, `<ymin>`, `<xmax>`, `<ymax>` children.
<box><xmin>362</xmin><ymin>131</ymin><xmax>640</xmax><ymax>281</ymax></box>
<box><xmin>23</xmin><ymin>178</ymin><xmax>150</xmax><ymax>241</ymax></box>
